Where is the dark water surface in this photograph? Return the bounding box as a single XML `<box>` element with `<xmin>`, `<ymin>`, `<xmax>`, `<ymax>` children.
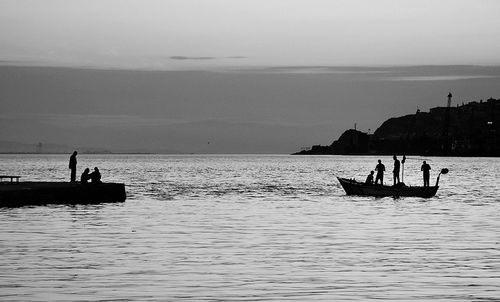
<box><xmin>1</xmin><ymin>154</ymin><xmax>499</xmax><ymax>301</ymax></box>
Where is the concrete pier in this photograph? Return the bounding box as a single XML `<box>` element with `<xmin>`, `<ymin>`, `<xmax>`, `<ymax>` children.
<box><xmin>0</xmin><ymin>182</ymin><xmax>126</xmax><ymax>207</ymax></box>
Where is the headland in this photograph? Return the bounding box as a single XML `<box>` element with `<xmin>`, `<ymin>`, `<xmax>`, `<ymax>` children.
<box><xmin>294</xmin><ymin>97</ymin><xmax>500</xmax><ymax>156</ymax></box>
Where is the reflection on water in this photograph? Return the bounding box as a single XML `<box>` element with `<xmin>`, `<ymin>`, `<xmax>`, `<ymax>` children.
<box><xmin>0</xmin><ymin>154</ymin><xmax>499</xmax><ymax>301</ymax></box>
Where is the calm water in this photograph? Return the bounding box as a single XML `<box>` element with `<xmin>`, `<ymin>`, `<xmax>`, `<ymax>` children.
<box><xmin>0</xmin><ymin>154</ymin><xmax>499</xmax><ymax>301</ymax></box>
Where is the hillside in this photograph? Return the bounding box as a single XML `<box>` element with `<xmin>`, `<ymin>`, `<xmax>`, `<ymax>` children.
<box><xmin>295</xmin><ymin>97</ymin><xmax>500</xmax><ymax>156</ymax></box>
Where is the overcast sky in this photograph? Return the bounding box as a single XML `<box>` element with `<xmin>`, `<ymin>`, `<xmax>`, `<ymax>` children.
<box><xmin>2</xmin><ymin>0</ymin><xmax>500</xmax><ymax>69</ymax></box>
<box><xmin>2</xmin><ymin>1</ymin><xmax>500</xmax><ymax>153</ymax></box>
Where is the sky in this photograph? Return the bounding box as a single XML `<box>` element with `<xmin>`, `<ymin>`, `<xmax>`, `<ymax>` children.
<box><xmin>1</xmin><ymin>1</ymin><xmax>500</xmax><ymax>153</ymax></box>
<box><xmin>1</xmin><ymin>0</ymin><xmax>500</xmax><ymax>69</ymax></box>
<box><xmin>2</xmin><ymin>65</ymin><xmax>500</xmax><ymax>153</ymax></box>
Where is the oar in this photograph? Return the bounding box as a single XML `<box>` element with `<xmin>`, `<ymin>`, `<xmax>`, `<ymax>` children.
<box><xmin>401</xmin><ymin>155</ymin><xmax>406</xmax><ymax>183</ymax></box>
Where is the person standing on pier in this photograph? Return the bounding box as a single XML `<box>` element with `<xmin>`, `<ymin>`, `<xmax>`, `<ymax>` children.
<box><xmin>392</xmin><ymin>155</ymin><xmax>400</xmax><ymax>185</ymax></box>
<box><xmin>421</xmin><ymin>161</ymin><xmax>431</xmax><ymax>187</ymax></box>
<box><xmin>69</xmin><ymin>151</ymin><xmax>78</xmax><ymax>182</ymax></box>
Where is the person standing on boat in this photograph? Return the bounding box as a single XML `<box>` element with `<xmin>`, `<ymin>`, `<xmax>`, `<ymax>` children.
<box><xmin>392</xmin><ymin>155</ymin><xmax>400</xmax><ymax>185</ymax></box>
<box><xmin>421</xmin><ymin>161</ymin><xmax>431</xmax><ymax>187</ymax></box>
<box><xmin>69</xmin><ymin>151</ymin><xmax>78</xmax><ymax>182</ymax></box>
<box><xmin>375</xmin><ymin>160</ymin><xmax>385</xmax><ymax>185</ymax></box>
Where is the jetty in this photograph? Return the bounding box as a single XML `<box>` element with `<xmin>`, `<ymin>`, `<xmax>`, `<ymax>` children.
<box><xmin>0</xmin><ymin>178</ymin><xmax>126</xmax><ymax>207</ymax></box>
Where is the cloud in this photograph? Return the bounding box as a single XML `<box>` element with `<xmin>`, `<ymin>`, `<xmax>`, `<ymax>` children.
<box><xmin>221</xmin><ymin>66</ymin><xmax>392</xmax><ymax>74</ymax></box>
<box><xmin>382</xmin><ymin>75</ymin><xmax>498</xmax><ymax>81</ymax></box>
<box><xmin>0</xmin><ymin>113</ymin><xmax>188</xmax><ymax>128</ymax></box>
<box><xmin>170</xmin><ymin>56</ymin><xmax>216</xmax><ymax>61</ymax></box>
<box><xmin>170</xmin><ymin>56</ymin><xmax>247</xmax><ymax>61</ymax></box>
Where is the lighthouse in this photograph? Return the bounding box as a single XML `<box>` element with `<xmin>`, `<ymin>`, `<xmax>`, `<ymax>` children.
<box><xmin>443</xmin><ymin>92</ymin><xmax>452</xmax><ymax>154</ymax></box>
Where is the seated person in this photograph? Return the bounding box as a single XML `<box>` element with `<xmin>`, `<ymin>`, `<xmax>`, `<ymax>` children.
<box><xmin>90</xmin><ymin>167</ymin><xmax>102</xmax><ymax>184</ymax></box>
<box><xmin>80</xmin><ymin>168</ymin><xmax>91</xmax><ymax>183</ymax></box>
<box><xmin>365</xmin><ymin>170</ymin><xmax>374</xmax><ymax>185</ymax></box>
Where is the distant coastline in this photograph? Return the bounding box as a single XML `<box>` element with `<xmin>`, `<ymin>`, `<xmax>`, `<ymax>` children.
<box><xmin>0</xmin><ymin>141</ymin><xmax>185</xmax><ymax>155</ymax></box>
<box><xmin>294</xmin><ymin>97</ymin><xmax>500</xmax><ymax>157</ymax></box>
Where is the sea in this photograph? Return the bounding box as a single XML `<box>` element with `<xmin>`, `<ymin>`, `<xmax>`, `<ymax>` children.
<box><xmin>0</xmin><ymin>154</ymin><xmax>499</xmax><ymax>301</ymax></box>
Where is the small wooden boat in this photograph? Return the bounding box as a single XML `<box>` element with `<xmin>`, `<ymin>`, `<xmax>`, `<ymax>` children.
<box><xmin>338</xmin><ymin>168</ymin><xmax>448</xmax><ymax>198</ymax></box>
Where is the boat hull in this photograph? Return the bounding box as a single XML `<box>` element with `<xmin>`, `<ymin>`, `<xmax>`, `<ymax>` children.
<box><xmin>337</xmin><ymin>177</ymin><xmax>438</xmax><ymax>198</ymax></box>
<box><xmin>0</xmin><ymin>182</ymin><xmax>126</xmax><ymax>207</ymax></box>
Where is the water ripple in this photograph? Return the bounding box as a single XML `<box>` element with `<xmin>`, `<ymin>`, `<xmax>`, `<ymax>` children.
<box><xmin>0</xmin><ymin>154</ymin><xmax>499</xmax><ymax>301</ymax></box>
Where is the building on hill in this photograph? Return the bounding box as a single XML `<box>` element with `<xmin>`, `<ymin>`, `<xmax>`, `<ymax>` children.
<box><xmin>294</xmin><ymin>97</ymin><xmax>500</xmax><ymax>156</ymax></box>
<box><xmin>372</xmin><ymin>97</ymin><xmax>499</xmax><ymax>156</ymax></box>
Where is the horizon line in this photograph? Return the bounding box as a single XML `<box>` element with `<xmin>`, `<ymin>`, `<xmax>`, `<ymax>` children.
<box><xmin>2</xmin><ymin>60</ymin><xmax>500</xmax><ymax>73</ymax></box>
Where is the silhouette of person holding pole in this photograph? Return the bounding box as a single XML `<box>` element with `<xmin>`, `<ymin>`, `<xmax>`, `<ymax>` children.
<box><xmin>421</xmin><ymin>161</ymin><xmax>431</xmax><ymax>187</ymax></box>
<box><xmin>393</xmin><ymin>155</ymin><xmax>400</xmax><ymax>185</ymax></box>
<box><xmin>375</xmin><ymin>160</ymin><xmax>385</xmax><ymax>185</ymax></box>
<box><xmin>401</xmin><ymin>155</ymin><xmax>406</xmax><ymax>183</ymax></box>
<box><xmin>69</xmin><ymin>151</ymin><xmax>78</xmax><ymax>182</ymax></box>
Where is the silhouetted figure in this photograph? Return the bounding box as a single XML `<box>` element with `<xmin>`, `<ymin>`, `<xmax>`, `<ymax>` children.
<box><xmin>393</xmin><ymin>155</ymin><xmax>400</xmax><ymax>185</ymax></box>
<box><xmin>421</xmin><ymin>161</ymin><xmax>431</xmax><ymax>187</ymax></box>
<box><xmin>375</xmin><ymin>160</ymin><xmax>385</xmax><ymax>185</ymax></box>
<box><xmin>365</xmin><ymin>170</ymin><xmax>374</xmax><ymax>185</ymax></box>
<box><xmin>69</xmin><ymin>151</ymin><xmax>78</xmax><ymax>182</ymax></box>
<box><xmin>90</xmin><ymin>167</ymin><xmax>101</xmax><ymax>184</ymax></box>
<box><xmin>80</xmin><ymin>168</ymin><xmax>90</xmax><ymax>184</ymax></box>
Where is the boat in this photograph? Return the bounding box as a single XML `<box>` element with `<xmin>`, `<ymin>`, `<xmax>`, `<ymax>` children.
<box><xmin>337</xmin><ymin>168</ymin><xmax>448</xmax><ymax>198</ymax></box>
<box><xmin>0</xmin><ymin>181</ymin><xmax>126</xmax><ymax>207</ymax></box>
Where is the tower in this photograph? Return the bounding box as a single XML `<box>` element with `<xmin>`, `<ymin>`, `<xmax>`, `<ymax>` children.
<box><xmin>443</xmin><ymin>92</ymin><xmax>452</xmax><ymax>154</ymax></box>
